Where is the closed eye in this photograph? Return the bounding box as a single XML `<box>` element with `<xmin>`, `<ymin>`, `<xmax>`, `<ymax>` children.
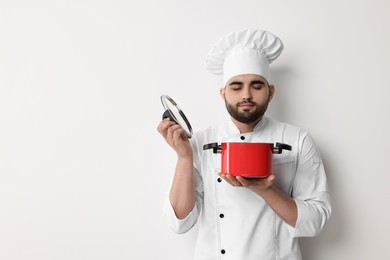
<box><xmin>252</xmin><ymin>80</ymin><xmax>265</xmax><ymax>86</ymax></box>
<box><xmin>228</xmin><ymin>81</ymin><xmax>243</xmax><ymax>91</ymax></box>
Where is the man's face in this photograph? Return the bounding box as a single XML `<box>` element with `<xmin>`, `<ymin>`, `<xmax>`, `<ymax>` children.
<box><xmin>220</xmin><ymin>74</ymin><xmax>275</xmax><ymax>124</ymax></box>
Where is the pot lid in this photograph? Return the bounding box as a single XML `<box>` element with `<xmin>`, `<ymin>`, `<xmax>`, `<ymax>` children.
<box><xmin>160</xmin><ymin>95</ymin><xmax>193</xmax><ymax>138</ymax></box>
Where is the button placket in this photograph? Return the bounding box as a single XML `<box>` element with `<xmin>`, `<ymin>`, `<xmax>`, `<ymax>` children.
<box><xmin>217</xmin><ymin>183</ymin><xmax>226</xmax><ymax>257</ymax></box>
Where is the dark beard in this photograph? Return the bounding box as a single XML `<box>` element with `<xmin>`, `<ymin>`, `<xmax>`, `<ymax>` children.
<box><xmin>225</xmin><ymin>99</ymin><xmax>269</xmax><ymax>124</ymax></box>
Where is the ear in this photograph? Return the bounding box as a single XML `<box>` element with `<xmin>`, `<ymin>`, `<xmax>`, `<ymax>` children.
<box><xmin>219</xmin><ymin>87</ymin><xmax>226</xmax><ymax>100</ymax></box>
<box><xmin>268</xmin><ymin>84</ymin><xmax>275</xmax><ymax>102</ymax></box>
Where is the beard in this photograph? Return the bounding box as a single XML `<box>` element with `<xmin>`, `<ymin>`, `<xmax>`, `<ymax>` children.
<box><xmin>225</xmin><ymin>99</ymin><xmax>269</xmax><ymax>124</ymax></box>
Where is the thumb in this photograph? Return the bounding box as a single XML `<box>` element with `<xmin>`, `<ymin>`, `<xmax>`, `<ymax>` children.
<box><xmin>267</xmin><ymin>175</ymin><xmax>276</xmax><ymax>183</ymax></box>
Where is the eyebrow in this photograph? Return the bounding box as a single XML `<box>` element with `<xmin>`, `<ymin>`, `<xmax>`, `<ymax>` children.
<box><xmin>228</xmin><ymin>81</ymin><xmax>243</xmax><ymax>86</ymax></box>
<box><xmin>228</xmin><ymin>80</ymin><xmax>266</xmax><ymax>86</ymax></box>
<box><xmin>251</xmin><ymin>80</ymin><xmax>266</xmax><ymax>85</ymax></box>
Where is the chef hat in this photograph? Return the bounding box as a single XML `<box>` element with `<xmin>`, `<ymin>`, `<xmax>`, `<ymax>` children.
<box><xmin>205</xmin><ymin>28</ymin><xmax>283</xmax><ymax>86</ymax></box>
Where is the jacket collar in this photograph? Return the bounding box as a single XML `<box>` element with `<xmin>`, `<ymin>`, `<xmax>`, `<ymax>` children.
<box><xmin>227</xmin><ymin>116</ymin><xmax>269</xmax><ymax>135</ymax></box>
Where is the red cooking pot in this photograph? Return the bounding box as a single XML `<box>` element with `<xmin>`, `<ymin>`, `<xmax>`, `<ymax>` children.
<box><xmin>203</xmin><ymin>142</ymin><xmax>292</xmax><ymax>178</ymax></box>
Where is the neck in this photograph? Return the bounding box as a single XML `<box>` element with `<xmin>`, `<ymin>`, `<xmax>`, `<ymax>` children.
<box><xmin>232</xmin><ymin>117</ymin><xmax>263</xmax><ymax>134</ymax></box>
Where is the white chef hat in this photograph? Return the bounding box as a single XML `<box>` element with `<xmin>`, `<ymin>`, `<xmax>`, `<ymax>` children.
<box><xmin>205</xmin><ymin>28</ymin><xmax>284</xmax><ymax>86</ymax></box>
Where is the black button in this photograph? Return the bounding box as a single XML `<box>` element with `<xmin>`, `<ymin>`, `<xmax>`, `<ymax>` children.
<box><xmin>217</xmin><ymin>178</ymin><xmax>222</xmax><ymax>183</ymax></box>
<box><xmin>219</xmin><ymin>213</ymin><xmax>224</xmax><ymax>218</ymax></box>
<box><xmin>240</xmin><ymin>136</ymin><xmax>245</xmax><ymax>140</ymax></box>
<box><xmin>221</xmin><ymin>249</ymin><xmax>226</xmax><ymax>254</ymax></box>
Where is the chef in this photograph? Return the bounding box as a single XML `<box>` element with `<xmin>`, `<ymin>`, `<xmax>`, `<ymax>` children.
<box><xmin>157</xmin><ymin>28</ymin><xmax>331</xmax><ymax>260</ymax></box>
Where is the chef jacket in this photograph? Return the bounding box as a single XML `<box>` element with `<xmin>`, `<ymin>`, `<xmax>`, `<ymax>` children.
<box><xmin>164</xmin><ymin>116</ymin><xmax>331</xmax><ymax>260</ymax></box>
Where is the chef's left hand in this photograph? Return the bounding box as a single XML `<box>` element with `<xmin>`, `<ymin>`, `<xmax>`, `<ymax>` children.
<box><xmin>218</xmin><ymin>173</ymin><xmax>275</xmax><ymax>192</ymax></box>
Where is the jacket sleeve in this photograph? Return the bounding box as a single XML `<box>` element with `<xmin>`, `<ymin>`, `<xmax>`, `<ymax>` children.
<box><xmin>163</xmin><ymin>175</ymin><xmax>203</xmax><ymax>234</ymax></box>
<box><xmin>288</xmin><ymin>132</ymin><xmax>332</xmax><ymax>237</ymax></box>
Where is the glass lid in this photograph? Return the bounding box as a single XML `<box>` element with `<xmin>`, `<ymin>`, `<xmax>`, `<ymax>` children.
<box><xmin>161</xmin><ymin>95</ymin><xmax>193</xmax><ymax>138</ymax></box>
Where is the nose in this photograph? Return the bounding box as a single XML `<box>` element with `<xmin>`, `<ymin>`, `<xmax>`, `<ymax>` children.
<box><xmin>242</xmin><ymin>85</ymin><xmax>253</xmax><ymax>101</ymax></box>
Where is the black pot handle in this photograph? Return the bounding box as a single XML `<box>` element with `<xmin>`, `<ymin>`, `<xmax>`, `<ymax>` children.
<box><xmin>203</xmin><ymin>143</ymin><xmax>221</xmax><ymax>154</ymax></box>
<box><xmin>273</xmin><ymin>143</ymin><xmax>292</xmax><ymax>154</ymax></box>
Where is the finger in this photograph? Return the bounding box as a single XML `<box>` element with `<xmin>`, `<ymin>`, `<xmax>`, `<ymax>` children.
<box><xmin>218</xmin><ymin>173</ymin><xmax>241</xmax><ymax>186</ymax></box>
<box><xmin>224</xmin><ymin>174</ymin><xmax>243</xmax><ymax>187</ymax></box>
<box><xmin>165</xmin><ymin>123</ymin><xmax>179</xmax><ymax>136</ymax></box>
<box><xmin>266</xmin><ymin>175</ymin><xmax>276</xmax><ymax>184</ymax></box>
<box><xmin>157</xmin><ymin>119</ymin><xmax>176</xmax><ymax>136</ymax></box>
<box><xmin>237</xmin><ymin>176</ymin><xmax>271</xmax><ymax>189</ymax></box>
<box><xmin>236</xmin><ymin>176</ymin><xmax>250</xmax><ymax>186</ymax></box>
<box><xmin>172</xmin><ymin>128</ymin><xmax>187</xmax><ymax>146</ymax></box>
<box><xmin>218</xmin><ymin>173</ymin><xmax>233</xmax><ymax>186</ymax></box>
<box><xmin>172</xmin><ymin>127</ymin><xmax>186</xmax><ymax>141</ymax></box>
<box><xmin>167</xmin><ymin>124</ymin><xmax>182</xmax><ymax>142</ymax></box>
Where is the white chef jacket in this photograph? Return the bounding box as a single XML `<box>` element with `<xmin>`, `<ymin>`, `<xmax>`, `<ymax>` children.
<box><xmin>164</xmin><ymin>116</ymin><xmax>331</xmax><ymax>260</ymax></box>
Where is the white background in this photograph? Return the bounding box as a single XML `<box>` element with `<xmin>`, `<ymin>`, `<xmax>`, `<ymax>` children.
<box><xmin>1</xmin><ymin>0</ymin><xmax>390</xmax><ymax>259</ymax></box>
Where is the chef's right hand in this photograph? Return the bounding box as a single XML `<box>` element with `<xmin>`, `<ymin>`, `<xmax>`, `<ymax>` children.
<box><xmin>157</xmin><ymin>118</ymin><xmax>193</xmax><ymax>158</ymax></box>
